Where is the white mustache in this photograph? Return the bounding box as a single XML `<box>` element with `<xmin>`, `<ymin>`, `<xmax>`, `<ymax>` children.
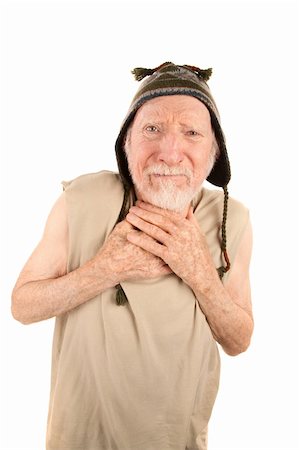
<box><xmin>144</xmin><ymin>164</ymin><xmax>192</xmax><ymax>180</ymax></box>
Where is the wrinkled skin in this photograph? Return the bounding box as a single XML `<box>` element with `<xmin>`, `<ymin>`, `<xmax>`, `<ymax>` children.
<box><xmin>125</xmin><ymin>200</ymin><xmax>217</xmax><ymax>288</ymax></box>
<box><xmin>98</xmin><ymin>218</ymin><xmax>172</xmax><ymax>284</ymax></box>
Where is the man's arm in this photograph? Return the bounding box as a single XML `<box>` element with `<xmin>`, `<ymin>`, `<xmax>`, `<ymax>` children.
<box><xmin>189</xmin><ymin>220</ymin><xmax>253</xmax><ymax>356</ymax></box>
<box><xmin>12</xmin><ymin>193</ymin><xmax>171</xmax><ymax>325</ymax></box>
<box><xmin>11</xmin><ymin>193</ymin><xmax>116</xmax><ymax>324</ymax></box>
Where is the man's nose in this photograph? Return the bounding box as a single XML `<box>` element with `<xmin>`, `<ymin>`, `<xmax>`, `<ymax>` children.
<box><xmin>156</xmin><ymin>132</ymin><xmax>184</xmax><ymax>165</ymax></box>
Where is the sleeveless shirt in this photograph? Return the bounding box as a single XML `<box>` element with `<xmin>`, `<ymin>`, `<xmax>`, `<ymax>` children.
<box><xmin>46</xmin><ymin>171</ymin><xmax>249</xmax><ymax>450</ymax></box>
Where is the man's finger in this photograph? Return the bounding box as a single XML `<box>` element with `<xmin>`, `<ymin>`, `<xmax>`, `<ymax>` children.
<box><xmin>186</xmin><ymin>205</ymin><xmax>193</xmax><ymax>220</ymax></box>
<box><xmin>126</xmin><ymin>212</ymin><xmax>170</xmax><ymax>244</ymax></box>
<box><xmin>127</xmin><ymin>230</ymin><xmax>166</xmax><ymax>260</ymax></box>
<box><xmin>129</xmin><ymin>205</ymin><xmax>177</xmax><ymax>233</ymax></box>
<box><xmin>135</xmin><ymin>201</ymin><xmax>184</xmax><ymax>221</ymax></box>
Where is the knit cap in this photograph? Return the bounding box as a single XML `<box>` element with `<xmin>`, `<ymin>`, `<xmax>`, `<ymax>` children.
<box><xmin>115</xmin><ymin>62</ymin><xmax>231</xmax><ymax>189</ymax></box>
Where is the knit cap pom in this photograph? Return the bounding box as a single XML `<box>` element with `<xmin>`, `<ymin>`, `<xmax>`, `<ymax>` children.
<box><xmin>131</xmin><ymin>62</ymin><xmax>212</xmax><ymax>82</ymax></box>
<box><xmin>131</xmin><ymin>62</ymin><xmax>173</xmax><ymax>81</ymax></box>
<box><xmin>183</xmin><ymin>65</ymin><xmax>212</xmax><ymax>81</ymax></box>
<box><xmin>131</xmin><ymin>67</ymin><xmax>155</xmax><ymax>81</ymax></box>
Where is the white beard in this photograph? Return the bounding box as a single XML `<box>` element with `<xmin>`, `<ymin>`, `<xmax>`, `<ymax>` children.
<box><xmin>131</xmin><ymin>164</ymin><xmax>201</xmax><ymax>212</ymax></box>
<box><xmin>141</xmin><ymin>180</ymin><xmax>197</xmax><ymax>212</ymax></box>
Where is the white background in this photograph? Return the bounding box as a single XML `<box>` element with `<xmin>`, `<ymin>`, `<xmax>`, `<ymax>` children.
<box><xmin>1</xmin><ymin>0</ymin><xmax>299</xmax><ymax>449</ymax></box>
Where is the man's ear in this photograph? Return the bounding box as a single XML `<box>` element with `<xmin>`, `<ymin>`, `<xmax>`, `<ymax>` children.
<box><xmin>124</xmin><ymin>123</ymin><xmax>133</xmax><ymax>155</ymax></box>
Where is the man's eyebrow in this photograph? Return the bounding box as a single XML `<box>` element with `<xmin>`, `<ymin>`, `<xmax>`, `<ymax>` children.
<box><xmin>140</xmin><ymin>118</ymin><xmax>167</xmax><ymax>128</ymax></box>
<box><xmin>178</xmin><ymin>121</ymin><xmax>206</xmax><ymax>128</ymax></box>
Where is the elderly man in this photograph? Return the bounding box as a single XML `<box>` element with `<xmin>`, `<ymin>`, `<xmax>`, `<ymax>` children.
<box><xmin>12</xmin><ymin>62</ymin><xmax>253</xmax><ymax>450</ymax></box>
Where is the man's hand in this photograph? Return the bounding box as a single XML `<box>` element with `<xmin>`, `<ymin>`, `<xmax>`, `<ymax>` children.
<box><xmin>96</xmin><ymin>219</ymin><xmax>172</xmax><ymax>285</ymax></box>
<box><xmin>125</xmin><ymin>201</ymin><xmax>218</xmax><ymax>289</ymax></box>
<box><xmin>126</xmin><ymin>200</ymin><xmax>254</xmax><ymax>356</ymax></box>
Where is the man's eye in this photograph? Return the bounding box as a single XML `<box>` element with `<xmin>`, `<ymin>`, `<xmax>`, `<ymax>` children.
<box><xmin>187</xmin><ymin>130</ymin><xmax>199</xmax><ymax>136</ymax></box>
<box><xmin>145</xmin><ymin>125</ymin><xmax>159</xmax><ymax>132</ymax></box>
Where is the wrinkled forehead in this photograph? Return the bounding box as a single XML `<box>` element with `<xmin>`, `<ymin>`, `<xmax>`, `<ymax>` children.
<box><xmin>132</xmin><ymin>94</ymin><xmax>212</xmax><ymax>127</ymax></box>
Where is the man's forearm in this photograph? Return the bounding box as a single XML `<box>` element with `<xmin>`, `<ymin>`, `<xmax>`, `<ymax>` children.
<box><xmin>11</xmin><ymin>258</ymin><xmax>117</xmax><ymax>325</ymax></box>
<box><xmin>190</xmin><ymin>277</ymin><xmax>253</xmax><ymax>356</ymax></box>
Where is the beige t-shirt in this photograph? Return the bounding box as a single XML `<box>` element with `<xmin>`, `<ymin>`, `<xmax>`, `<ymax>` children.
<box><xmin>46</xmin><ymin>171</ymin><xmax>249</xmax><ymax>450</ymax></box>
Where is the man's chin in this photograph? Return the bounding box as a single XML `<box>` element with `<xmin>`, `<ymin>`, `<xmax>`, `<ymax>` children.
<box><xmin>139</xmin><ymin>189</ymin><xmax>194</xmax><ymax>213</ymax></box>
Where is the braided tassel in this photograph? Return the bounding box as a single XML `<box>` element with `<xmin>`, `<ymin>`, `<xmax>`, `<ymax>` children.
<box><xmin>183</xmin><ymin>65</ymin><xmax>212</xmax><ymax>81</ymax></box>
<box><xmin>116</xmin><ymin>284</ymin><xmax>128</xmax><ymax>306</ymax></box>
<box><xmin>217</xmin><ymin>185</ymin><xmax>231</xmax><ymax>279</ymax></box>
<box><xmin>131</xmin><ymin>62</ymin><xmax>173</xmax><ymax>81</ymax></box>
<box><xmin>114</xmin><ymin>187</ymin><xmax>138</xmax><ymax>306</ymax></box>
<box><xmin>131</xmin><ymin>67</ymin><xmax>155</xmax><ymax>81</ymax></box>
<box><xmin>115</xmin><ymin>188</ymin><xmax>129</xmax><ymax>306</ymax></box>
